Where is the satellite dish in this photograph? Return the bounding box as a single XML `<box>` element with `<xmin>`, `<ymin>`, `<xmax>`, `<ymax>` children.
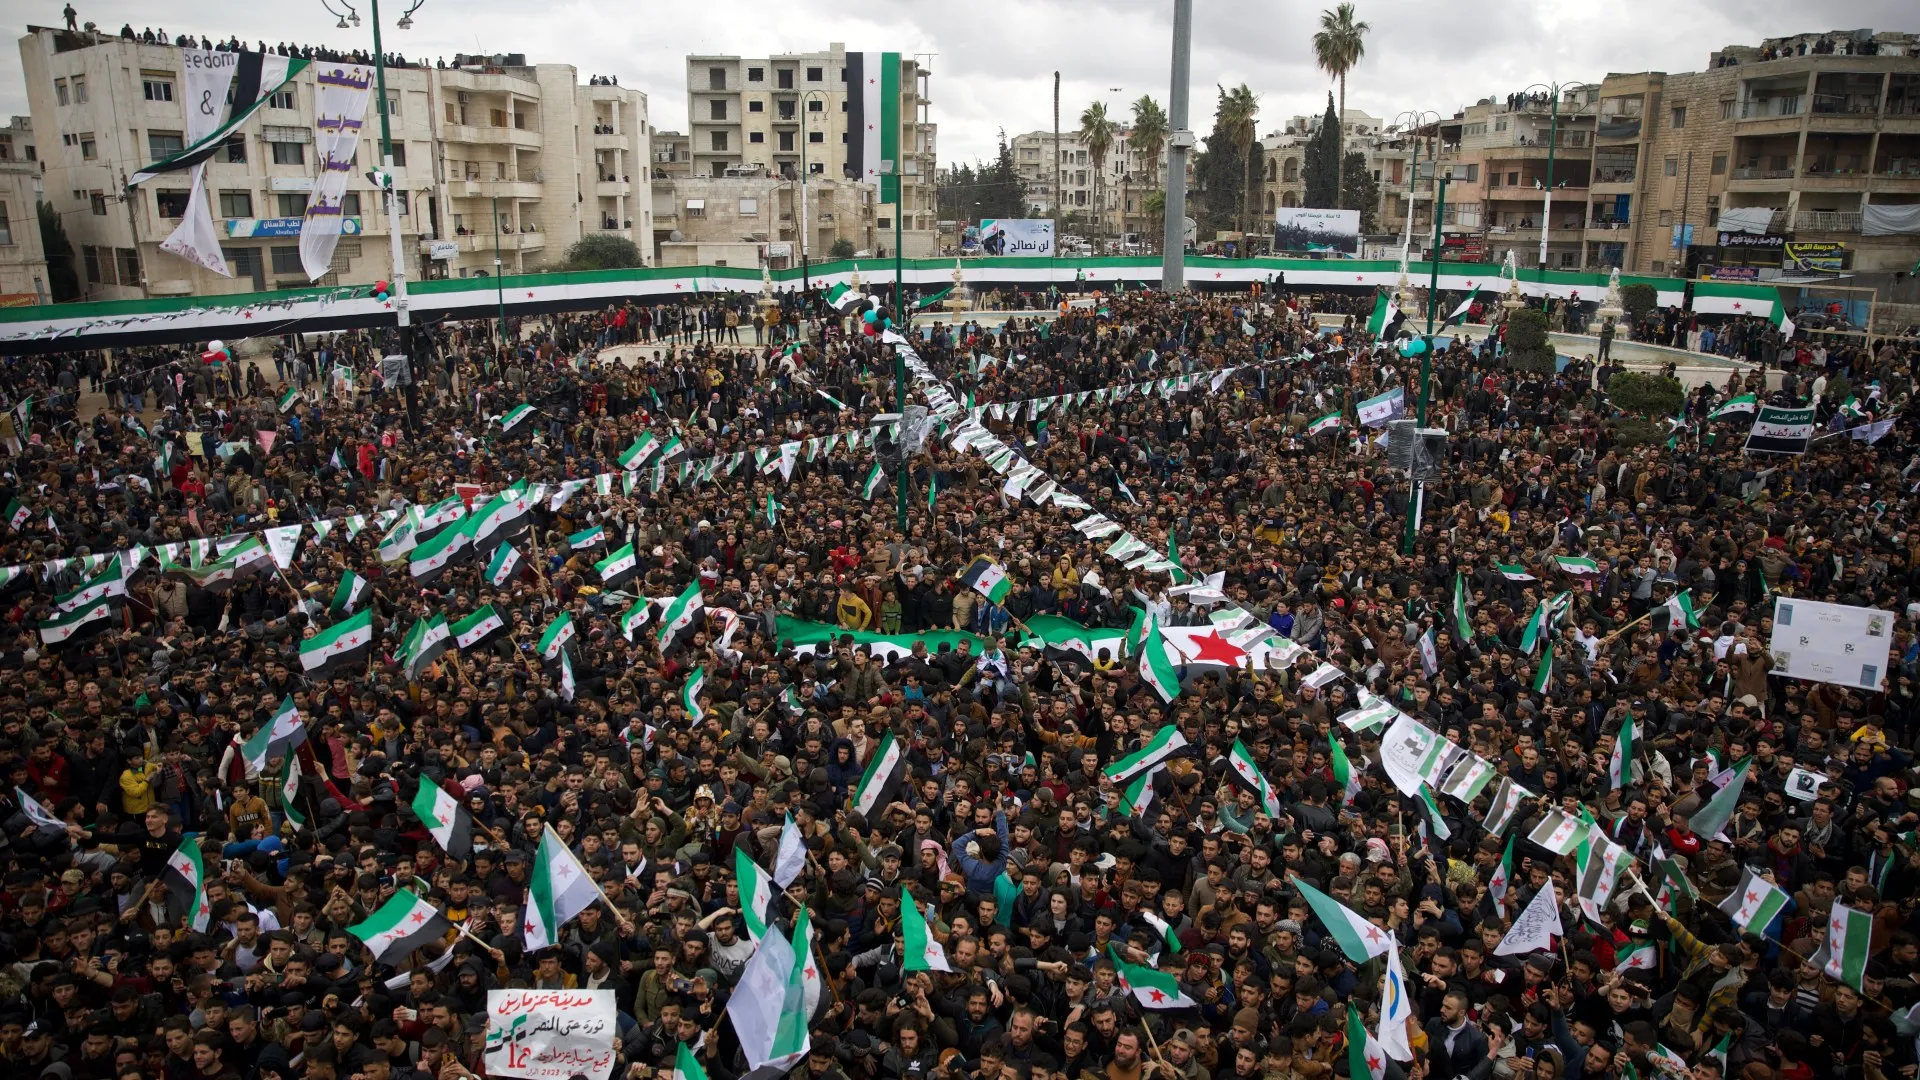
<box><xmin>669</xmin><ymin>230</ymin><xmax>684</xmax><ymax>242</ymax></box>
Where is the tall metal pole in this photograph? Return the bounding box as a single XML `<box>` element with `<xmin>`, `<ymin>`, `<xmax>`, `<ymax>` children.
<box><xmin>492</xmin><ymin>194</ymin><xmax>506</xmax><ymax>356</ymax></box>
<box><xmin>1403</xmin><ymin>176</ymin><xmax>1448</xmax><ymax>557</ymax></box>
<box><xmin>1160</xmin><ymin>0</ymin><xmax>1192</xmax><ymax>292</ymax></box>
<box><xmin>890</xmin><ymin>67</ymin><xmax>909</xmax><ymax>538</ymax></box>
<box><xmin>799</xmin><ymin>112</ymin><xmax>810</xmax><ymax>292</ymax></box>
<box><xmin>1539</xmin><ymin>91</ymin><xmax>1559</xmax><ymax>270</ymax></box>
<box><xmin>368</xmin><ymin>0</ymin><xmax>409</xmax><ymax>330</ymax></box>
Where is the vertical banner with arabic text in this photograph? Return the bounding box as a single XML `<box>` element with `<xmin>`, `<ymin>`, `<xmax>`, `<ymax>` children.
<box><xmin>300</xmin><ymin>64</ymin><xmax>375</xmax><ymax>281</ymax></box>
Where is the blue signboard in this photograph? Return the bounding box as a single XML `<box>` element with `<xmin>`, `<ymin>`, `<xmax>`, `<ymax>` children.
<box><xmin>225</xmin><ymin>217</ymin><xmax>362</xmax><ymax>238</ymax></box>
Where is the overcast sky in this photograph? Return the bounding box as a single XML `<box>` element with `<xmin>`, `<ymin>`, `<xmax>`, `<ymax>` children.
<box><xmin>7</xmin><ymin>0</ymin><xmax>1913</xmax><ymax>162</ymax></box>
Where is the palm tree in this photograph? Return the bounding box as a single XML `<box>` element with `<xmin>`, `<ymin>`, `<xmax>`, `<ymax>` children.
<box><xmin>1215</xmin><ymin>83</ymin><xmax>1260</xmax><ymax>236</ymax></box>
<box><xmin>1078</xmin><ymin>100</ymin><xmax>1116</xmax><ymax>249</ymax></box>
<box><xmin>1144</xmin><ymin>189</ymin><xmax>1167</xmax><ymax>253</ymax></box>
<box><xmin>1313</xmin><ymin>2</ymin><xmax>1370</xmax><ymax>200</ymax></box>
<box><xmin>1129</xmin><ymin>95</ymin><xmax>1169</xmax><ymax>190</ymax></box>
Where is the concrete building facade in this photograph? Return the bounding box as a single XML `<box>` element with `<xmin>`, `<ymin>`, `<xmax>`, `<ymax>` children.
<box><xmin>683</xmin><ymin>45</ymin><xmax>935</xmax><ymax>256</ymax></box>
<box><xmin>1421</xmin><ymin>30</ymin><xmax>1920</xmax><ymax>277</ymax></box>
<box><xmin>1257</xmin><ymin>109</ymin><xmax>1417</xmax><ymax>244</ymax></box>
<box><xmin>650</xmin><ymin>173</ymin><xmax>876</xmax><ymax>266</ymax></box>
<box><xmin>18</xmin><ymin>27</ymin><xmax>651</xmax><ymax>301</ymax></box>
<box><xmin>0</xmin><ymin>116</ymin><xmax>48</xmax><ymax>303</ymax></box>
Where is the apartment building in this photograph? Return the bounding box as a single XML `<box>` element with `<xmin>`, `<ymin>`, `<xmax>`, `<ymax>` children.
<box><xmin>1420</xmin><ymin>30</ymin><xmax>1920</xmax><ymax>278</ymax></box>
<box><xmin>1009</xmin><ymin>129</ymin><xmax>1177</xmax><ymax>242</ymax></box>
<box><xmin>1257</xmin><ymin>110</ymin><xmax>1416</xmax><ymax>242</ymax></box>
<box><xmin>18</xmin><ymin>27</ymin><xmax>650</xmax><ymax>301</ymax></box>
<box><xmin>1429</xmin><ymin>87</ymin><xmax>1600</xmax><ymax>270</ymax></box>
<box><xmin>684</xmin><ymin>45</ymin><xmax>936</xmax><ymax>256</ymax></box>
<box><xmin>650</xmin><ymin>173</ymin><xmax>875</xmax><ymax>265</ymax></box>
<box><xmin>0</xmin><ymin>116</ymin><xmax>48</xmax><ymax>303</ymax></box>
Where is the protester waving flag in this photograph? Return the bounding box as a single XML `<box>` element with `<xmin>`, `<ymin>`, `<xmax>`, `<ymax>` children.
<box><xmin>348</xmin><ymin>890</ymin><xmax>452</xmax><ymax>967</ymax></box>
<box><xmin>900</xmin><ymin>887</ymin><xmax>953</xmax><ymax>971</ymax></box>
<box><xmin>164</xmin><ymin>835</ymin><xmax>212</xmax><ymax>932</ymax></box>
<box><xmin>411</xmin><ymin>779</ymin><xmax>474</xmax><ymax>862</ymax></box>
<box><xmin>1108</xmin><ymin>946</ymin><xmax>1196</xmax><ymax>1008</ymax></box>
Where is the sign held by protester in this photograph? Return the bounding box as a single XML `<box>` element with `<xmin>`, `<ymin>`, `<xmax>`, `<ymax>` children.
<box><xmin>484</xmin><ymin>990</ymin><xmax>618</xmax><ymax>1080</ymax></box>
<box><xmin>1769</xmin><ymin>597</ymin><xmax>1892</xmax><ymax>692</ymax></box>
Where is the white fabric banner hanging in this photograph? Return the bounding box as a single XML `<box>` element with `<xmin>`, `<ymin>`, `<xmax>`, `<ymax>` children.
<box><xmin>158</xmin><ymin>50</ymin><xmax>240</xmax><ymax>276</ymax></box>
<box><xmin>300</xmin><ymin>65</ymin><xmax>375</xmax><ymax>281</ymax></box>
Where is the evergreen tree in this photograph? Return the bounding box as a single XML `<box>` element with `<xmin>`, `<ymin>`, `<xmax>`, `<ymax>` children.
<box><xmin>937</xmin><ymin>131</ymin><xmax>1027</xmax><ymax>224</ymax></box>
<box><xmin>1303</xmin><ymin>94</ymin><xmax>1341</xmax><ymax>209</ymax></box>
<box><xmin>1339</xmin><ymin>151</ymin><xmax>1379</xmax><ymax>233</ymax></box>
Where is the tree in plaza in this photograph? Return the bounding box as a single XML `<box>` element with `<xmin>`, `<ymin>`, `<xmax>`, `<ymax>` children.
<box><xmin>1312</xmin><ymin>2</ymin><xmax>1370</xmax><ymax>202</ymax></box>
<box><xmin>1503</xmin><ymin>307</ymin><xmax>1558</xmax><ymax>373</ymax></box>
<box><xmin>562</xmin><ymin>234</ymin><xmax>643</xmax><ymax>271</ymax></box>
<box><xmin>829</xmin><ymin>238</ymin><xmax>856</xmax><ymax>259</ymax></box>
<box><xmin>1129</xmin><ymin>96</ymin><xmax>1169</xmax><ymax>193</ymax></box>
<box><xmin>936</xmin><ymin>131</ymin><xmax>1027</xmax><ymax>225</ymax></box>
<box><xmin>1078</xmin><ymin>101</ymin><xmax>1116</xmax><ymax>247</ymax></box>
<box><xmin>1340</xmin><ymin>150</ymin><xmax>1379</xmax><ymax>233</ymax></box>
<box><xmin>1215</xmin><ymin>83</ymin><xmax>1260</xmax><ymax>236</ymax></box>
<box><xmin>1303</xmin><ymin>94</ymin><xmax>1341</xmax><ymax>210</ymax></box>
<box><xmin>1143</xmin><ymin>189</ymin><xmax>1167</xmax><ymax>252</ymax></box>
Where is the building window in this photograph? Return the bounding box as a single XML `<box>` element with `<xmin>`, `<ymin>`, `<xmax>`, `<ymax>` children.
<box><xmin>809</xmin><ymin>131</ymin><xmax>824</xmax><ymax>144</ymax></box>
<box><xmin>270</xmin><ymin>245</ymin><xmax>302</xmax><ymax>275</ymax></box>
<box><xmin>1707</xmin><ymin>196</ymin><xmax>1720</xmax><ymax>226</ymax></box>
<box><xmin>143</xmin><ymin>77</ymin><xmax>174</xmax><ymax>102</ymax></box>
<box><xmin>54</xmin><ymin>78</ymin><xmax>68</xmax><ymax>106</ymax></box>
<box><xmin>71</xmin><ymin>77</ymin><xmax>87</xmax><ymax>104</ymax></box>
<box><xmin>0</xmin><ymin>202</ymin><xmax>10</xmax><ymax>246</ymax></box>
<box><xmin>808</xmin><ymin>99</ymin><xmax>824</xmax><ymax>113</ymax></box>
<box><xmin>89</xmin><ymin>191</ymin><xmax>107</xmax><ymax>215</ymax></box>
<box><xmin>1651</xmin><ymin>260</ymin><xmax>1665</xmax><ymax>274</ymax></box>
<box><xmin>779</xmin><ymin>132</ymin><xmax>793</xmax><ymax>152</ymax></box>
<box><xmin>1710</xmin><ymin>154</ymin><xmax>1727</xmax><ymax>175</ymax></box>
<box><xmin>489</xmin><ymin>108</ymin><xmax>508</xmax><ymax>127</ymax></box>
<box><xmin>810</xmin><ymin>162</ymin><xmax>823</xmax><ymax>174</ymax></box>
<box><xmin>710</xmin><ymin>131</ymin><xmax>729</xmax><ymax>152</ymax></box>
<box><xmin>749</xmin><ymin>131</ymin><xmax>764</xmax><ymax>144</ymax></box>
<box><xmin>269</xmin><ymin>88</ymin><xmax>295</xmax><ymax>110</ymax></box>
<box><xmin>878</xmin><ymin>217</ymin><xmax>890</xmax><ymax>229</ymax></box>
<box><xmin>747</xmin><ymin>66</ymin><xmax>764</xmax><ymax>82</ymax></box>
<box><xmin>749</xmin><ymin>99</ymin><xmax>764</xmax><ymax>113</ymax></box>
<box><xmin>388</xmin><ymin>142</ymin><xmax>407</xmax><ymax>167</ymax></box>
<box><xmin>395</xmin><ymin>191</ymin><xmax>410</xmax><ymax>216</ymax></box>
<box><xmin>79</xmin><ymin>133</ymin><xmax>96</xmax><ymax>160</ymax></box>
<box><xmin>277</xmin><ymin>193</ymin><xmax>309</xmax><ymax>217</ymax></box>
<box><xmin>777</xmin><ymin>69</ymin><xmax>794</xmax><ymax>90</ymax></box>
<box><xmin>685</xmin><ymin>200</ymin><xmax>705</xmax><ymax>218</ymax></box>
<box><xmin>221</xmin><ymin>135</ymin><xmax>247</xmax><ymax>163</ymax></box>
<box><xmin>342</xmin><ymin>193</ymin><xmax>361</xmax><ymax>216</ymax></box>
<box><xmin>739</xmin><ymin>198</ymin><xmax>758</xmax><ymax>215</ymax></box>
<box><xmin>1658</xmin><ymin>209</ymin><xmax>1674</xmax><ymax>226</ymax></box>
<box><xmin>380</xmin><ymin>93</ymin><xmax>399</xmax><ymax>118</ymax></box>
<box><xmin>82</xmin><ymin>245</ymin><xmax>101</xmax><ymax>284</ymax></box>
<box><xmin>1719</xmin><ymin>99</ymin><xmax>1735</xmax><ymax>120</ymax></box>
<box><xmin>147</xmin><ymin>131</ymin><xmax>185</xmax><ymax>159</ymax></box>
<box><xmin>710</xmin><ymin>100</ymin><xmax>727</xmax><ymax>121</ymax></box>
<box><xmin>807</xmin><ymin>66</ymin><xmax>823</xmax><ymax>82</ymax></box>
<box><xmin>271</xmin><ymin>142</ymin><xmax>305</xmax><ymax>165</ymax></box>
<box><xmin>155</xmin><ymin>190</ymin><xmax>190</xmax><ymax>218</ymax></box>
<box><xmin>218</xmin><ymin>190</ymin><xmax>253</xmax><ymax>218</ymax></box>
<box><xmin>116</xmin><ymin>247</ymin><xmax>139</xmax><ymax>285</ymax></box>
<box><xmin>1670</xmin><ymin>106</ymin><xmax>1686</xmax><ymax>129</ymax></box>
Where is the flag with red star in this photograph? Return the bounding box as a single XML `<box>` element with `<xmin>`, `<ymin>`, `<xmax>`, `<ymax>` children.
<box><xmin>1347</xmin><ymin>1003</ymin><xmax>1387</xmax><ymax>1080</ymax></box>
<box><xmin>346</xmin><ymin>889</ymin><xmax>452</xmax><ymax>967</ymax></box>
<box><xmin>523</xmin><ymin>827</ymin><xmax>605</xmax><ymax>950</ymax></box>
<box><xmin>901</xmin><ymin>886</ymin><xmax>953</xmax><ymax>972</ymax></box>
<box><xmin>1107</xmin><ymin>945</ymin><xmax>1196</xmax><ymax>1009</ymax></box>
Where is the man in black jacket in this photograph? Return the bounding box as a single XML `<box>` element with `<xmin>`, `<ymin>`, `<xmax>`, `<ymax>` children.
<box><xmin>1422</xmin><ymin>990</ymin><xmax>1489</xmax><ymax>1080</ymax></box>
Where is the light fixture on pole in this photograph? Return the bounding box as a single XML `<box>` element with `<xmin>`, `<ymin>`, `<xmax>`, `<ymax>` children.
<box><xmin>1391</xmin><ymin>108</ymin><xmax>1442</xmax><ymax>316</ymax></box>
<box><xmin>322</xmin><ymin>0</ymin><xmax>426</xmax><ymax>342</ymax></box>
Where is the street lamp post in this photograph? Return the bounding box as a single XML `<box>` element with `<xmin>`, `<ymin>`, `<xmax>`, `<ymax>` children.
<box><xmin>1391</xmin><ymin>110</ymin><xmax>1441</xmax><ymax>267</ymax></box>
<box><xmin>322</xmin><ymin>0</ymin><xmax>424</xmax><ymax>334</ymax></box>
<box><xmin>1161</xmin><ymin>0</ymin><xmax>1193</xmax><ymax>292</ymax></box>
<box><xmin>796</xmin><ymin>89</ymin><xmax>829</xmax><ymax>293</ymax></box>
<box><xmin>1401</xmin><ymin>175</ymin><xmax>1450</xmax><ymax>557</ymax></box>
<box><xmin>1519</xmin><ymin>80</ymin><xmax>1585</xmax><ymax>270</ymax></box>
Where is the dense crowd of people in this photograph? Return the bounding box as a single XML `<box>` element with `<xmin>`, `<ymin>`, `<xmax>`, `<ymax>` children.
<box><xmin>1</xmin><ymin>281</ymin><xmax>1918</xmax><ymax>1080</ymax></box>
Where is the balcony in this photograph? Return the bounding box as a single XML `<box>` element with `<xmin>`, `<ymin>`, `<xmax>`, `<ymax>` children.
<box><xmin>1741</xmin><ymin>98</ymin><xmax>1804</xmax><ymax>120</ymax></box>
<box><xmin>596</xmin><ymin>179</ymin><xmax>631</xmax><ymax>197</ymax></box>
<box><xmin>1585</xmin><ymin>218</ymin><xmax>1633</xmax><ymax>234</ymax></box>
<box><xmin>453</xmin><ymin>179</ymin><xmax>542</xmax><ymax>200</ymax></box>
<box><xmin>454</xmin><ymin>231</ymin><xmax>546</xmax><ymax>252</ymax></box>
<box><xmin>1733</xmin><ymin>165</ymin><xmax>1797</xmax><ymax>179</ymax></box>
<box><xmin>592</xmin><ymin>130</ymin><xmax>628</xmax><ymax>148</ymax></box>
<box><xmin>442</xmin><ymin>123</ymin><xmax>543</xmax><ymax>150</ymax></box>
<box><xmin>1792</xmin><ymin>210</ymin><xmax>1860</xmax><ymax>232</ymax></box>
<box><xmin>1590</xmin><ymin>168</ymin><xmax>1637</xmax><ymax>187</ymax></box>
